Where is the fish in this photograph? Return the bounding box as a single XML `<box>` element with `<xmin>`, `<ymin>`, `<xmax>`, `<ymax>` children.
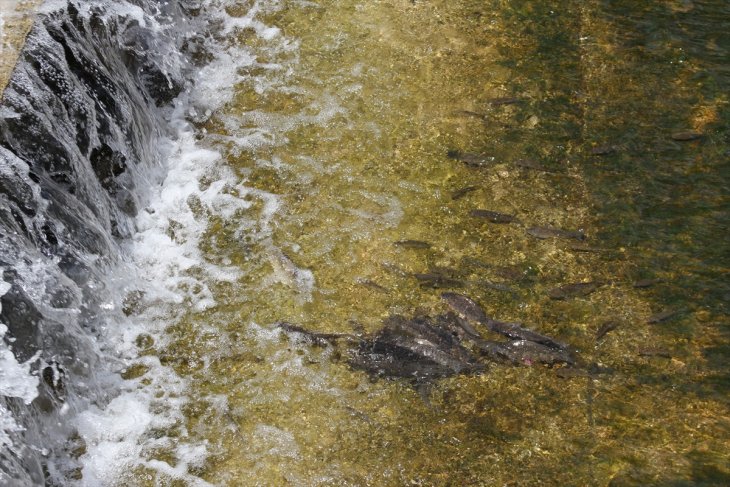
<box><xmin>356</xmin><ymin>278</ymin><xmax>390</xmax><ymax>293</ymax></box>
<box><xmin>453</xmin><ymin>110</ymin><xmax>487</xmax><ymax>120</ymax></box>
<box><xmin>671</xmin><ymin>131</ymin><xmax>703</xmax><ymax>141</ymax></box>
<box><xmin>526</xmin><ymin>225</ymin><xmax>586</xmax><ymax>241</ymax></box>
<box><xmin>349</xmin><ymin>314</ymin><xmax>484</xmax><ymax>382</ymax></box>
<box><xmin>500</xmin><ymin>340</ymin><xmax>574</xmax><ymax>366</ymax></box>
<box><xmin>647</xmin><ymin>309</ymin><xmax>682</xmax><ymax>324</ymax></box>
<box><xmin>414</xmin><ymin>273</ymin><xmax>465</xmax><ymax>289</ymax></box>
<box><xmin>470</xmin><ymin>209</ymin><xmax>518</xmax><ymax>224</ymax></box>
<box><xmin>638</xmin><ymin>348</ymin><xmax>672</xmax><ymax>359</ymax></box>
<box><xmin>595</xmin><ymin>320</ymin><xmax>620</xmax><ymax>341</ymax></box>
<box><xmin>442</xmin><ymin>292</ymin><xmax>568</xmax><ymax>351</ymax></box>
<box><xmin>548</xmin><ymin>281</ymin><xmax>602</xmax><ymax>300</ymax></box>
<box><xmin>446</xmin><ymin>150</ymin><xmax>495</xmax><ymax>168</ymax></box>
<box><xmin>487</xmin><ymin>319</ymin><xmax>569</xmax><ymax>352</ymax></box>
<box><xmin>488</xmin><ymin>97</ymin><xmax>522</xmax><ymax>106</ymax></box>
<box><xmin>513</xmin><ymin>159</ymin><xmax>551</xmax><ymax>172</ymax></box>
<box><xmin>590</xmin><ymin>145</ymin><xmax>617</xmax><ymax>156</ymax></box>
<box><xmin>394</xmin><ymin>240</ymin><xmax>432</xmax><ymax>249</ymax></box>
<box><xmin>276</xmin><ymin>322</ymin><xmax>358</xmax><ymax>347</ymax></box>
<box><xmin>441</xmin><ymin>292</ymin><xmax>490</xmax><ymax>324</ymax></box>
<box><xmin>567</xmin><ymin>244</ymin><xmax>611</xmax><ymax>253</ymax></box>
<box><xmin>451</xmin><ymin>186</ymin><xmax>479</xmax><ymax>200</ymax></box>
<box><xmin>632</xmin><ymin>278</ymin><xmax>662</xmax><ymax>288</ymax></box>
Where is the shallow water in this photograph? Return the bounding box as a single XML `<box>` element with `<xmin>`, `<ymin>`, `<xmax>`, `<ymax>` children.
<box><xmin>112</xmin><ymin>0</ymin><xmax>728</xmax><ymax>485</ymax></box>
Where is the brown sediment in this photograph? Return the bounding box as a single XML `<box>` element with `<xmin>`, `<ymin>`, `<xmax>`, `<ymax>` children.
<box><xmin>0</xmin><ymin>1</ymin><xmax>42</xmax><ymax>97</ymax></box>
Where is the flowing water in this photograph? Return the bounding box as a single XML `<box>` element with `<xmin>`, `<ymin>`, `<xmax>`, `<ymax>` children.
<box><xmin>1</xmin><ymin>0</ymin><xmax>728</xmax><ymax>485</ymax></box>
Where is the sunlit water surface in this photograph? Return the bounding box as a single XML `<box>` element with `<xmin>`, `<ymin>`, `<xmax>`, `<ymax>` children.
<box><xmin>116</xmin><ymin>0</ymin><xmax>729</xmax><ymax>485</ymax></box>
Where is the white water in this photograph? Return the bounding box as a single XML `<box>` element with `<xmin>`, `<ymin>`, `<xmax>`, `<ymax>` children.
<box><xmin>66</xmin><ymin>2</ymin><xmax>293</xmax><ymax>484</ymax></box>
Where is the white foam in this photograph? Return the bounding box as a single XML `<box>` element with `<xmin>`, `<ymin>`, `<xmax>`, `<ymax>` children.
<box><xmin>70</xmin><ymin>1</ymin><xmax>292</xmax><ymax>483</ymax></box>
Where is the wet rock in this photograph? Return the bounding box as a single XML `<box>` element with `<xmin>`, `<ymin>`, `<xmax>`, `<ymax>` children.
<box><xmin>470</xmin><ymin>209</ymin><xmax>518</xmax><ymax>224</ymax></box>
<box><xmin>527</xmin><ymin>225</ymin><xmax>586</xmax><ymax>241</ymax></box>
<box><xmin>548</xmin><ymin>281</ymin><xmax>602</xmax><ymax>300</ymax></box>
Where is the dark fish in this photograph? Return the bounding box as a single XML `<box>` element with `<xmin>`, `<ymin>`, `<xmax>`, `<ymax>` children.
<box><xmin>493</xmin><ymin>265</ymin><xmax>527</xmax><ymax>282</ymax></box>
<box><xmin>647</xmin><ymin>309</ymin><xmax>682</xmax><ymax>324</ymax></box>
<box><xmin>451</xmin><ymin>186</ymin><xmax>479</xmax><ymax>200</ymax></box>
<box><xmin>595</xmin><ymin>320</ymin><xmax>620</xmax><ymax>341</ymax></box>
<box><xmin>381</xmin><ymin>262</ymin><xmax>410</xmax><ymax>277</ymax></box>
<box><xmin>549</xmin><ymin>281</ymin><xmax>602</xmax><ymax>300</ymax></box>
<box><xmin>435</xmin><ymin>311</ymin><xmax>481</xmax><ymax>340</ymax></box>
<box><xmin>555</xmin><ymin>368</ymin><xmax>592</xmax><ymax>379</ymax></box>
<box><xmin>501</xmin><ymin>340</ymin><xmax>574</xmax><ymax>366</ymax></box>
<box><xmin>277</xmin><ymin>322</ymin><xmax>358</xmax><ymax>347</ymax></box>
<box><xmin>633</xmin><ymin>278</ymin><xmax>662</xmax><ymax>288</ymax></box>
<box><xmin>356</xmin><ymin>278</ymin><xmax>389</xmax><ymax>293</ymax></box>
<box><xmin>350</xmin><ymin>315</ymin><xmax>484</xmax><ymax>382</ymax></box>
<box><xmin>441</xmin><ymin>292</ymin><xmax>490</xmax><ymax>324</ymax></box>
<box><xmin>527</xmin><ymin>226</ymin><xmax>586</xmax><ymax>241</ymax></box>
<box><xmin>514</xmin><ymin>159</ymin><xmax>551</xmax><ymax>172</ymax></box>
<box><xmin>434</xmin><ymin>313</ymin><xmax>513</xmax><ymax>364</ymax></box>
<box><xmin>590</xmin><ymin>145</ymin><xmax>617</xmax><ymax>156</ymax></box>
<box><xmin>488</xmin><ymin>97</ymin><xmax>522</xmax><ymax>106</ymax></box>
<box><xmin>414</xmin><ymin>273</ymin><xmax>465</xmax><ymax>289</ymax></box>
<box><xmin>470</xmin><ymin>209</ymin><xmax>517</xmax><ymax>224</ymax></box>
<box><xmin>446</xmin><ymin>150</ymin><xmax>495</xmax><ymax>168</ymax></box>
<box><xmin>453</xmin><ymin>110</ymin><xmax>487</xmax><ymax>120</ymax></box>
<box><xmin>394</xmin><ymin>240</ymin><xmax>432</xmax><ymax>249</ymax></box>
<box><xmin>477</xmin><ymin>280</ymin><xmax>516</xmax><ymax>294</ymax></box>
<box><xmin>487</xmin><ymin>320</ymin><xmax>569</xmax><ymax>351</ymax></box>
<box><xmin>671</xmin><ymin>131</ymin><xmax>703</xmax><ymax>141</ymax></box>
<box><xmin>567</xmin><ymin>244</ymin><xmax>610</xmax><ymax>253</ymax></box>
<box><xmin>638</xmin><ymin>348</ymin><xmax>672</xmax><ymax>359</ymax></box>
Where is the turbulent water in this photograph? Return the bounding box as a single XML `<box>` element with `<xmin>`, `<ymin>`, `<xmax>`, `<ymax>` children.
<box><xmin>1</xmin><ymin>0</ymin><xmax>729</xmax><ymax>486</ymax></box>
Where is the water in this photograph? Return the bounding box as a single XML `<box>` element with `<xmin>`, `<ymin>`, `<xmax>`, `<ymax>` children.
<box><xmin>1</xmin><ymin>0</ymin><xmax>728</xmax><ymax>485</ymax></box>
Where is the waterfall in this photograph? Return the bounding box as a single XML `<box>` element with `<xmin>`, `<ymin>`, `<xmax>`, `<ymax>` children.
<box><xmin>0</xmin><ymin>1</ymin><xmax>203</xmax><ymax>483</ymax></box>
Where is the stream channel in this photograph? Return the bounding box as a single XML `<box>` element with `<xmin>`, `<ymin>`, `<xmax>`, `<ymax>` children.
<box><xmin>0</xmin><ymin>0</ymin><xmax>728</xmax><ymax>485</ymax></box>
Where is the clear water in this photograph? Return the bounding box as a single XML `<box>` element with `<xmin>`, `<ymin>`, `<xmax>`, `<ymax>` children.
<box><xmin>18</xmin><ymin>0</ymin><xmax>730</xmax><ymax>484</ymax></box>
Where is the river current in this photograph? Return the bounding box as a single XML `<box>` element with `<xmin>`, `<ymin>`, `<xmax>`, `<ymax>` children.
<box><xmin>1</xmin><ymin>1</ymin><xmax>728</xmax><ymax>486</ymax></box>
